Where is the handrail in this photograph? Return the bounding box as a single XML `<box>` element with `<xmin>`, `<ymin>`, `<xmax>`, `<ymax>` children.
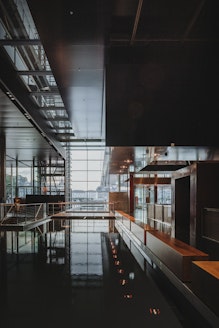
<box><xmin>0</xmin><ymin>201</ymin><xmax>116</xmax><ymax>224</ymax></box>
<box><xmin>46</xmin><ymin>201</ymin><xmax>115</xmax><ymax>215</ymax></box>
<box><xmin>0</xmin><ymin>203</ymin><xmax>46</xmax><ymax>225</ymax></box>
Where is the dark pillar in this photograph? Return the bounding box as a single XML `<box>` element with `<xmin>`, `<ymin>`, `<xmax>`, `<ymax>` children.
<box><xmin>129</xmin><ymin>173</ymin><xmax>134</xmax><ymax>215</ymax></box>
<box><xmin>154</xmin><ymin>174</ymin><xmax>158</xmax><ymax>203</ymax></box>
<box><xmin>0</xmin><ymin>135</ymin><xmax>6</xmax><ymax>202</ymax></box>
<box><xmin>15</xmin><ymin>157</ymin><xmax>19</xmax><ymax>197</ymax></box>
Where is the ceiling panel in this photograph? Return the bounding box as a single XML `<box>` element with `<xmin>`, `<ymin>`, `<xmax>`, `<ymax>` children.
<box><xmin>1</xmin><ymin>0</ymin><xmax>219</xmax><ymax>173</ymax></box>
<box><xmin>27</xmin><ymin>0</ymin><xmax>106</xmax><ymax>141</ymax></box>
<box><xmin>0</xmin><ymin>89</ymin><xmax>61</xmax><ymax>165</ymax></box>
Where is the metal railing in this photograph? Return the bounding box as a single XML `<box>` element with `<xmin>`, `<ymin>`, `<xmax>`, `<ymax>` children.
<box><xmin>46</xmin><ymin>201</ymin><xmax>115</xmax><ymax>216</ymax></box>
<box><xmin>0</xmin><ymin>203</ymin><xmax>47</xmax><ymax>225</ymax></box>
<box><xmin>0</xmin><ymin>201</ymin><xmax>116</xmax><ymax>224</ymax></box>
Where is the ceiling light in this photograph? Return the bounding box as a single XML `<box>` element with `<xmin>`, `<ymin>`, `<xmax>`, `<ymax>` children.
<box><xmin>41</xmin><ymin>86</ymin><xmax>50</xmax><ymax>91</ymax></box>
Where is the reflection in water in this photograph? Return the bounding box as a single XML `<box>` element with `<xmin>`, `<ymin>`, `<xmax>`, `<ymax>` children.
<box><xmin>0</xmin><ymin>219</ymin><xmax>198</xmax><ymax>328</ymax></box>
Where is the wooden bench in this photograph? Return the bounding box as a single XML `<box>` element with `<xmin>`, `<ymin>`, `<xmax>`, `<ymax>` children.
<box><xmin>191</xmin><ymin>261</ymin><xmax>219</xmax><ymax>316</ymax></box>
<box><xmin>146</xmin><ymin>230</ymin><xmax>209</xmax><ymax>282</ymax></box>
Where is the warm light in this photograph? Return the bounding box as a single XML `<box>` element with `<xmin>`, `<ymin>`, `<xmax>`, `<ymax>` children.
<box><xmin>123</xmin><ymin>293</ymin><xmax>133</xmax><ymax>299</ymax></box>
<box><xmin>149</xmin><ymin>308</ymin><xmax>161</xmax><ymax>315</ymax></box>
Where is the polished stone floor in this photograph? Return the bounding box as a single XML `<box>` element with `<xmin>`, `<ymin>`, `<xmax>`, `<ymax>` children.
<box><xmin>0</xmin><ymin>219</ymin><xmax>214</xmax><ymax>328</ymax></box>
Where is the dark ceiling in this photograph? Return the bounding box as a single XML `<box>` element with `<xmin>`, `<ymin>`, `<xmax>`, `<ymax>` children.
<box><xmin>1</xmin><ymin>0</ymin><xmax>219</xmax><ymax>173</ymax></box>
<box><xmin>27</xmin><ymin>0</ymin><xmax>107</xmax><ymax>141</ymax></box>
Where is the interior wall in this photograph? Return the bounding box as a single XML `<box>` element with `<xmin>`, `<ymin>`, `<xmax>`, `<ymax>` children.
<box><xmin>172</xmin><ymin>163</ymin><xmax>219</xmax><ymax>259</ymax></box>
<box><xmin>109</xmin><ymin>192</ymin><xmax>129</xmax><ymax>213</ymax></box>
<box><xmin>106</xmin><ymin>45</ymin><xmax>218</xmax><ymax>146</ymax></box>
<box><xmin>195</xmin><ymin>163</ymin><xmax>219</xmax><ymax>259</ymax></box>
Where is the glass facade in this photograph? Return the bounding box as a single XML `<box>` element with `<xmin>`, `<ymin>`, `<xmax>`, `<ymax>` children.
<box><xmin>71</xmin><ymin>147</ymin><xmax>108</xmax><ymax>204</ymax></box>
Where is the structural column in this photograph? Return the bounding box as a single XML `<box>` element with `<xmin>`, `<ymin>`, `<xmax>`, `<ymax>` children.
<box><xmin>0</xmin><ymin>135</ymin><xmax>6</xmax><ymax>202</ymax></box>
<box><xmin>129</xmin><ymin>173</ymin><xmax>134</xmax><ymax>215</ymax></box>
<box><xmin>154</xmin><ymin>174</ymin><xmax>158</xmax><ymax>203</ymax></box>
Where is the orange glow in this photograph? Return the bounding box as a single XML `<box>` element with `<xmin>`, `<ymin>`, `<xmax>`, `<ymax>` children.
<box><xmin>149</xmin><ymin>307</ymin><xmax>161</xmax><ymax>315</ymax></box>
<box><xmin>123</xmin><ymin>294</ymin><xmax>133</xmax><ymax>299</ymax></box>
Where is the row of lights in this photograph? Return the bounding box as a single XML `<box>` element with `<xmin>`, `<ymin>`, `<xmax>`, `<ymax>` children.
<box><xmin>5</xmin><ymin>87</ymin><xmax>64</xmax><ymax>159</ymax></box>
<box><xmin>109</xmin><ymin>235</ymin><xmax>161</xmax><ymax>317</ymax></box>
<box><xmin>119</xmin><ymin>159</ymin><xmax>134</xmax><ymax>173</ymax></box>
<box><xmin>110</xmin><ymin>236</ymin><xmax>134</xmax><ymax>300</ymax></box>
<box><xmin>6</xmin><ymin>89</ymin><xmax>32</xmax><ymax>122</ymax></box>
<box><xmin>6</xmin><ymin>90</ymin><xmax>15</xmax><ymax>101</ymax></box>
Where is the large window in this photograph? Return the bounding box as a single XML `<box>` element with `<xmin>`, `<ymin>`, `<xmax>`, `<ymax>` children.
<box><xmin>6</xmin><ymin>165</ymin><xmax>33</xmax><ymax>202</ymax></box>
<box><xmin>71</xmin><ymin>147</ymin><xmax>108</xmax><ymax>205</ymax></box>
